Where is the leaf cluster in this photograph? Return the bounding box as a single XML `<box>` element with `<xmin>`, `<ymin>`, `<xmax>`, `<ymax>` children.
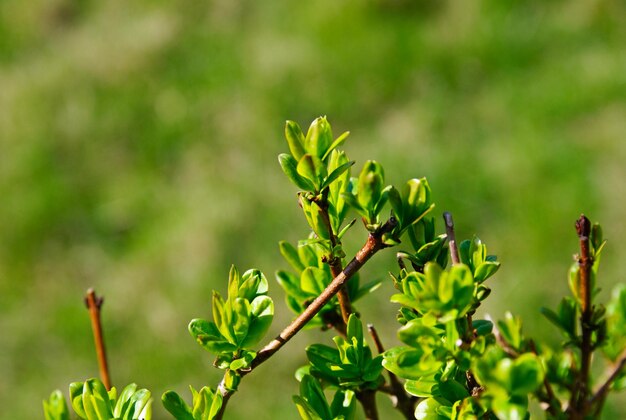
<box><xmin>44</xmin><ymin>379</ymin><xmax>152</xmax><ymax>420</ymax></box>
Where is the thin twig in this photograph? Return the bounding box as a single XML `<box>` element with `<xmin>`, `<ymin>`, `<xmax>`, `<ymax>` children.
<box><xmin>571</xmin><ymin>215</ymin><xmax>594</xmax><ymax>413</ymax></box>
<box><xmin>368</xmin><ymin>324</ymin><xmax>416</xmax><ymax>420</ymax></box>
<box><xmin>315</xmin><ymin>193</ymin><xmax>352</xmax><ymax>325</ymax></box>
<box><xmin>444</xmin><ymin>212</ymin><xmax>483</xmax><ymax>396</ymax></box>
<box><xmin>85</xmin><ymin>288</ymin><xmax>111</xmax><ymax>391</ymax></box>
<box><xmin>213</xmin><ymin>218</ymin><xmax>398</xmax><ymax>419</ymax></box>
<box><xmin>356</xmin><ymin>389</ymin><xmax>379</xmax><ymax>420</ymax></box>
<box><xmin>443</xmin><ymin>212</ymin><xmax>460</xmax><ymax>265</ymax></box>
<box><xmin>590</xmin><ymin>349</ymin><xmax>626</xmax><ymax>415</ymax></box>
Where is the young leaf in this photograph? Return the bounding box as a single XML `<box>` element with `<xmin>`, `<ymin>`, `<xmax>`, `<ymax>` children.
<box><xmin>69</xmin><ymin>382</ymin><xmax>86</xmax><ymax>419</ymax></box>
<box><xmin>328</xmin><ymin>389</ymin><xmax>356</xmax><ymax>420</ymax></box>
<box><xmin>242</xmin><ymin>295</ymin><xmax>274</xmax><ymax>348</ymax></box>
<box><xmin>301</xmin><ymin>267</ymin><xmax>329</xmax><ymax>295</ymax></box>
<box><xmin>297</xmin><ymin>154</ymin><xmax>326</xmax><ymax>191</ymax></box>
<box><xmin>43</xmin><ymin>390</ymin><xmax>70</xmax><ymax>420</ymax></box>
<box><xmin>305</xmin><ymin>117</ymin><xmax>333</xmax><ymax>160</ymax></box>
<box><xmin>188</xmin><ymin>318</ymin><xmax>237</xmax><ymax>354</ymax></box>
<box><xmin>279</xmin><ymin>241</ymin><xmax>306</xmax><ymax>273</ymax></box>
<box><xmin>162</xmin><ymin>391</ymin><xmax>194</xmax><ymax>420</ymax></box>
<box><xmin>320</xmin><ymin>160</ymin><xmax>355</xmax><ymax>191</ymax></box>
<box><xmin>298</xmin><ymin>375</ymin><xmax>332</xmax><ymax>420</ymax></box>
<box><xmin>279</xmin><ymin>153</ymin><xmax>315</xmax><ymax>191</ymax></box>
<box><xmin>321</xmin><ymin>130</ymin><xmax>350</xmax><ymax>162</ymax></box>
<box><xmin>497</xmin><ymin>312</ymin><xmax>523</xmax><ymax>351</ymax></box>
<box><xmin>285</xmin><ymin>120</ymin><xmax>306</xmax><ymax>161</ymax></box>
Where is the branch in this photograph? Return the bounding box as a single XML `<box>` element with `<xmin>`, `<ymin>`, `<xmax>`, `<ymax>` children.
<box><xmin>356</xmin><ymin>389</ymin><xmax>379</xmax><ymax>420</ymax></box>
<box><xmin>368</xmin><ymin>324</ymin><xmax>416</xmax><ymax>420</ymax></box>
<box><xmin>84</xmin><ymin>289</ymin><xmax>112</xmax><ymax>391</ymax></box>
<box><xmin>590</xmin><ymin>349</ymin><xmax>626</xmax><ymax>414</ymax></box>
<box><xmin>213</xmin><ymin>218</ymin><xmax>398</xmax><ymax>418</ymax></box>
<box><xmin>571</xmin><ymin>215</ymin><xmax>594</xmax><ymax>413</ymax></box>
<box><xmin>315</xmin><ymin>192</ymin><xmax>352</xmax><ymax>326</ymax></box>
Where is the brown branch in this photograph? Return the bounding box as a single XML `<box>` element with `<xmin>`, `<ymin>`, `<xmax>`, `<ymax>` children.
<box><xmin>315</xmin><ymin>193</ymin><xmax>352</xmax><ymax>325</ymax></box>
<box><xmin>590</xmin><ymin>349</ymin><xmax>626</xmax><ymax>415</ymax></box>
<box><xmin>443</xmin><ymin>212</ymin><xmax>460</xmax><ymax>265</ymax></box>
<box><xmin>213</xmin><ymin>218</ymin><xmax>398</xmax><ymax>419</ymax></box>
<box><xmin>84</xmin><ymin>288</ymin><xmax>111</xmax><ymax>391</ymax></box>
<box><xmin>571</xmin><ymin>215</ymin><xmax>594</xmax><ymax>413</ymax></box>
<box><xmin>356</xmin><ymin>389</ymin><xmax>379</xmax><ymax>420</ymax></box>
<box><xmin>368</xmin><ymin>324</ymin><xmax>416</xmax><ymax>420</ymax></box>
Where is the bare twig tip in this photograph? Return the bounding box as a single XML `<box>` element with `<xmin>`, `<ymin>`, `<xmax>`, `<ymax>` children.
<box><xmin>576</xmin><ymin>214</ymin><xmax>591</xmax><ymax>238</ymax></box>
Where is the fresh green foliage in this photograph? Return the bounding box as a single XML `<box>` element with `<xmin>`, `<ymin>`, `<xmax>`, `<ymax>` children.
<box><xmin>44</xmin><ymin>118</ymin><xmax>626</xmax><ymax>419</ymax></box>
<box><xmin>276</xmin><ymin>240</ymin><xmax>379</xmax><ymax>329</ymax></box>
<box><xmin>44</xmin><ymin>379</ymin><xmax>152</xmax><ymax>420</ymax></box>
<box><xmin>187</xmin><ymin>266</ymin><xmax>274</xmax><ymax>384</ymax></box>
<box><xmin>305</xmin><ymin>314</ymin><xmax>384</xmax><ymax>390</ymax></box>
<box><xmin>293</xmin><ymin>375</ymin><xmax>356</xmax><ymax>420</ymax></box>
<box><xmin>162</xmin><ymin>386</ymin><xmax>222</xmax><ymax>420</ymax></box>
<box><xmin>43</xmin><ymin>391</ymin><xmax>70</xmax><ymax>420</ymax></box>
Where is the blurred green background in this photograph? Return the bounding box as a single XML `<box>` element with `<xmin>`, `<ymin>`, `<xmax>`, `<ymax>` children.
<box><xmin>1</xmin><ymin>0</ymin><xmax>625</xmax><ymax>418</ymax></box>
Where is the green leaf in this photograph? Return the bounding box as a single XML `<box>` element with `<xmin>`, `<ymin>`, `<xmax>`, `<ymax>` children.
<box><xmin>301</xmin><ymin>267</ymin><xmax>329</xmax><ymax>295</ymax></box>
<box><xmin>191</xmin><ymin>387</ymin><xmax>210</xmax><ymax>420</ymax></box>
<box><xmin>300</xmin><ymin>375</ymin><xmax>332</xmax><ymax>420</ymax></box>
<box><xmin>298</xmin><ymin>243</ymin><xmax>319</xmax><ymax>268</ymax></box>
<box><xmin>438</xmin><ymin>380</ymin><xmax>469</xmax><ymax>402</ymax></box>
<box><xmin>276</xmin><ymin>270</ymin><xmax>310</xmax><ymax>300</ymax></box>
<box><xmin>497</xmin><ymin>312</ymin><xmax>523</xmax><ymax>351</ymax></box>
<box><xmin>113</xmin><ymin>383</ymin><xmax>137</xmax><ymax>418</ymax></box>
<box><xmin>227</xmin><ymin>265</ymin><xmax>240</xmax><ymax>303</ymax></box>
<box><xmin>239</xmin><ymin>269</ymin><xmax>268</xmax><ymax>300</ymax></box>
<box><xmin>320</xmin><ymin>160</ymin><xmax>355</xmax><ymax>191</ymax></box>
<box><xmin>285</xmin><ymin>120</ymin><xmax>306</xmax><ymax>160</ymax></box>
<box><xmin>474</xmin><ymin>261</ymin><xmax>500</xmax><ymax>283</ymax></box>
<box><xmin>404</xmin><ymin>377</ymin><xmax>438</xmax><ymax>398</ymax></box>
<box><xmin>279</xmin><ymin>241</ymin><xmax>306</xmax><ymax>273</ymax></box>
<box><xmin>305</xmin><ymin>117</ymin><xmax>333</xmax><ymax>160</ymax></box>
<box><xmin>401</xmin><ymin>178</ymin><xmax>433</xmax><ymax>228</ymax></box>
<box><xmin>491</xmin><ymin>396</ymin><xmax>529</xmax><ymax>420</ymax></box>
<box><xmin>125</xmin><ymin>388</ymin><xmax>151</xmax><ymax>420</ymax></box>
<box><xmin>231</xmin><ymin>297</ymin><xmax>251</xmax><ymax>346</ymax></box>
<box><xmin>382</xmin><ymin>346</ymin><xmax>444</xmax><ymax>379</ymax></box>
<box><xmin>297</xmin><ymin>154</ymin><xmax>326</xmax><ymax>191</ymax></box>
<box><xmin>162</xmin><ymin>391</ymin><xmax>194</xmax><ymax>420</ymax></box>
<box><xmin>356</xmin><ymin>160</ymin><xmax>385</xmax><ymax>222</ymax></box>
<box><xmin>43</xmin><ymin>390</ymin><xmax>70</xmax><ymax>420</ymax></box>
<box><xmin>242</xmin><ymin>295</ymin><xmax>274</xmax><ymax>348</ymax></box>
<box><xmin>293</xmin><ymin>396</ymin><xmax>324</xmax><ymax>420</ymax></box>
<box><xmin>279</xmin><ymin>153</ymin><xmax>315</xmax><ymax>191</ymax></box>
<box><xmin>473</xmin><ymin>319</ymin><xmax>493</xmax><ymax>336</ymax></box>
<box><xmin>306</xmin><ymin>344</ymin><xmax>342</xmax><ymax>373</ymax></box>
<box><xmin>83</xmin><ymin>379</ymin><xmax>113</xmax><ymax>420</ymax></box>
<box><xmin>508</xmin><ymin>353</ymin><xmax>544</xmax><ymax>395</ymax></box>
<box><xmin>329</xmin><ymin>389</ymin><xmax>356</xmax><ymax>420</ymax></box>
<box><xmin>188</xmin><ymin>318</ymin><xmax>237</xmax><ymax>354</ymax></box>
<box><xmin>211</xmin><ymin>292</ymin><xmax>234</xmax><ymax>344</ymax></box>
<box><xmin>208</xmin><ymin>392</ymin><xmax>223</xmax><ymax>420</ymax></box>
<box><xmin>414</xmin><ymin>397</ymin><xmax>449</xmax><ymax>420</ymax></box>
<box><xmin>321</xmin><ymin>130</ymin><xmax>350</xmax><ymax>162</ymax></box>
<box><xmin>69</xmin><ymin>382</ymin><xmax>86</xmax><ymax>419</ymax></box>
<box><xmin>568</xmin><ymin>263</ymin><xmax>581</xmax><ymax>303</ymax></box>
<box><xmin>346</xmin><ymin>313</ymin><xmax>363</xmax><ymax>345</ymax></box>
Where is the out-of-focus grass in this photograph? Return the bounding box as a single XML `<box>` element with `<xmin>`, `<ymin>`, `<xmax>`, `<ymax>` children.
<box><xmin>1</xmin><ymin>0</ymin><xmax>625</xmax><ymax>418</ymax></box>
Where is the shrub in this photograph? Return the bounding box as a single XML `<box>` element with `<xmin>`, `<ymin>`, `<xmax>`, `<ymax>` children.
<box><xmin>44</xmin><ymin>117</ymin><xmax>626</xmax><ymax>419</ymax></box>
